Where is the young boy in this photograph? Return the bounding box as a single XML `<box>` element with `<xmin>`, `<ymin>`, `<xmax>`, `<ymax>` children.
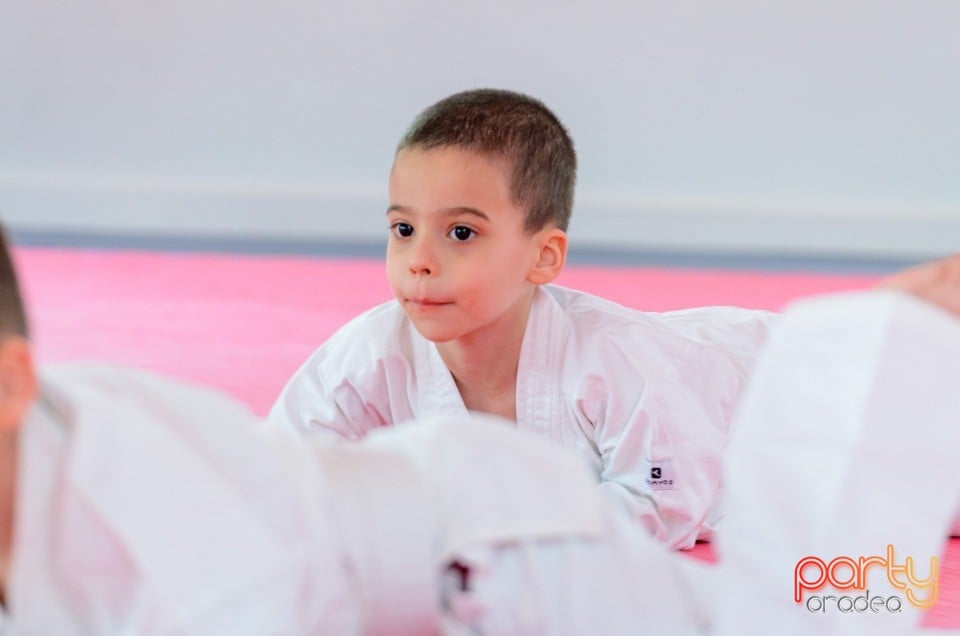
<box><xmin>271</xmin><ymin>88</ymin><xmax>777</xmax><ymax>549</ymax></box>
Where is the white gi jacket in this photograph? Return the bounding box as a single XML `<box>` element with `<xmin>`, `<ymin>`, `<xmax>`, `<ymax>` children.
<box><xmin>271</xmin><ymin>284</ymin><xmax>776</xmax><ymax>549</ymax></box>
<box><xmin>3</xmin><ymin>364</ymin><xmax>358</xmax><ymax>635</ymax></box>
<box><xmin>4</xmin><ymin>363</ymin><xmax>699</xmax><ymax>635</ymax></box>
<box><xmin>715</xmin><ymin>291</ymin><xmax>960</xmax><ymax>636</ymax></box>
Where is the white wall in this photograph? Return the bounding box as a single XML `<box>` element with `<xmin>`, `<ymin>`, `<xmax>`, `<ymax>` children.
<box><xmin>2</xmin><ymin>1</ymin><xmax>958</xmax><ymax>259</ymax></box>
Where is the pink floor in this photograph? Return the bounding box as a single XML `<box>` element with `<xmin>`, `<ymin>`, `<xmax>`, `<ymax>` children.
<box><xmin>16</xmin><ymin>247</ymin><xmax>883</xmax><ymax>416</ymax></box>
<box><xmin>13</xmin><ymin>246</ymin><xmax>959</xmax><ymax>628</ymax></box>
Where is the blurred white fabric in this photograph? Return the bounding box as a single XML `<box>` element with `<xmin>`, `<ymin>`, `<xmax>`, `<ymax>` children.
<box><xmin>714</xmin><ymin>291</ymin><xmax>960</xmax><ymax>635</ymax></box>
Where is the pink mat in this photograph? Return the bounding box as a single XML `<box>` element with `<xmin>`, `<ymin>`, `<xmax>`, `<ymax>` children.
<box><xmin>12</xmin><ymin>246</ymin><xmax>958</xmax><ymax>628</ymax></box>
<box><xmin>16</xmin><ymin>247</ymin><xmax>881</xmax><ymax>415</ymax></box>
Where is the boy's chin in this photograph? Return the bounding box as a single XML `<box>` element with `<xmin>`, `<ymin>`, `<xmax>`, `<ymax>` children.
<box><xmin>410</xmin><ymin>324</ymin><xmax>457</xmax><ymax>344</ymax></box>
<box><xmin>403</xmin><ymin>315</ymin><xmax>459</xmax><ymax>344</ymax></box>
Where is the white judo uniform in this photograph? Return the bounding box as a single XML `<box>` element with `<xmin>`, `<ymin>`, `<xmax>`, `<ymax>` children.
<box><xmin>271</xmin><ymin>284</ymin><xmax>776</xmax><ymax>549</ymax></box>
<box><xmin>4</xmin><ymin>364</ymin><xmax>358</xmax><ymax>634</ymax></box>
<box><xmin>713</xmin><ymin>290</ymin><xmax>960</xmax><ymax>635</ymax></box>
<box><xmin>3</xmin><ymin>363</ymin><xmax>701</xmax><ymax>635</ymax></box>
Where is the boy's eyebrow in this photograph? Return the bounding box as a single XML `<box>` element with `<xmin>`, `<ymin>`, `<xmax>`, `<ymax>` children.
<box><xmin>442</xmin><ymin>207</ymin><xmax>490</xmax><ymax>222</ymax></box>
<box><xmin>386</xmin><ymin>205</ymin><xmax>491</xmax><ymax>222</ymax></box>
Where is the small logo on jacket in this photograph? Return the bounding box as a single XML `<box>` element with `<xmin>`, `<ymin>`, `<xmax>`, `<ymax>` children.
<box><xmin>645</xmin><ymin>459</ymin><xmax>675</xmax><ymax>490</ymax></box>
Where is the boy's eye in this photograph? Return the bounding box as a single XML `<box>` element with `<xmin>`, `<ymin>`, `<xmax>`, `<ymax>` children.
<box><xmin>392</xmin><ymin>223</ymin><xmax>414</xmax><ymax>238</ymax></box>
<box><xmin>449</xmin><ymin>226</ymin><xmax>475</xmax><ymax>241</ymax></box>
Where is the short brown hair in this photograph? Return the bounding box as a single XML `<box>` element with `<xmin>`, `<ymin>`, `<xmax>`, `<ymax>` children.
<box><xmin>0</xmin><ymin>228</ymin><xmax>29</xmax><ymax>339</ymax></box>
<box><xmin>397</xmin><ymin>88</ymin><xmax>577</xmax><ymax>232</ymax></box>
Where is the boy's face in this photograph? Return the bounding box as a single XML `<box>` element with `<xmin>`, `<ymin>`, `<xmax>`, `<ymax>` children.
<box><xmin>386</xmin><ymin>146</ymin><xmax>549</xmax><ymax>344</ymax></box>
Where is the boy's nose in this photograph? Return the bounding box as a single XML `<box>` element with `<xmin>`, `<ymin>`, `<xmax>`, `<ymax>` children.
<box><xmin>407</xmin><ymin>237</ymin><xmax>435</xmax><ymax>276</ymax></box>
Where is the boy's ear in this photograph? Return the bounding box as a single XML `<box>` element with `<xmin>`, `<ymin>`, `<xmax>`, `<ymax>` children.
<box><xmin>0</xmin><ymin>336</ymin><xmax>38</xmax><ymax>431</ymax></box>
<box><xmin>527</xmin><ymin>228</ymin><xmax>568</xmax><ymax>285</ymax></box>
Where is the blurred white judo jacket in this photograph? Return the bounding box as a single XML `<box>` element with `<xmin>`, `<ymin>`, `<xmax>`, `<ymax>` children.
<box><xmin>714</xmin><ymin>290</ymin><xmax>960</xmax><ymax>636</ymax></box>
<box><xmin>3</xmin><ymin>364</ymin><xmax>358</xmax><ymax>634</ymax></box>
<box><xmin>271</xmin><ymin>284</ymin><xmax>776</xmax><ymax>549</ymax></box>
<box><xmin>2</xmin><ymin>363</ymin><xmax>701</xmax><ymax>635</ymax></box>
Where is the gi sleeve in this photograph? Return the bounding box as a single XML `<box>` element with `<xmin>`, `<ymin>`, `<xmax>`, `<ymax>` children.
<box><xmin>584</xmin><ymin>307</ymin><xmax>775</xmax><ymax>549</ymax></box>
<box><xmin>268</xmin><ymin>346</ymin><xmax>388</xmax><ymax>440</ymax></box>
<box><xmin>590</xmin><ymin>337</ymin><xmax>745</xmax><ymax>550</ymax></box>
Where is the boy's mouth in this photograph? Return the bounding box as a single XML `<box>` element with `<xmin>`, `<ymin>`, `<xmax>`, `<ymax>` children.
<box><xmin>408</xmin><ymin>298</ymin><xmax>453</xmax><ymax>308</ymax></box>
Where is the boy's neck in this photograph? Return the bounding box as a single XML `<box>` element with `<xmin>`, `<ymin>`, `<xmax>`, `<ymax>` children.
<box><xmin>435</xmin><ymin>290</ymin><xmax>536</xmax><ymax>421</ymax></box>
<box><xmin>0</xmin><ymin>429</ymin><xmax>17</xmax><ymax>606</ymax></box>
